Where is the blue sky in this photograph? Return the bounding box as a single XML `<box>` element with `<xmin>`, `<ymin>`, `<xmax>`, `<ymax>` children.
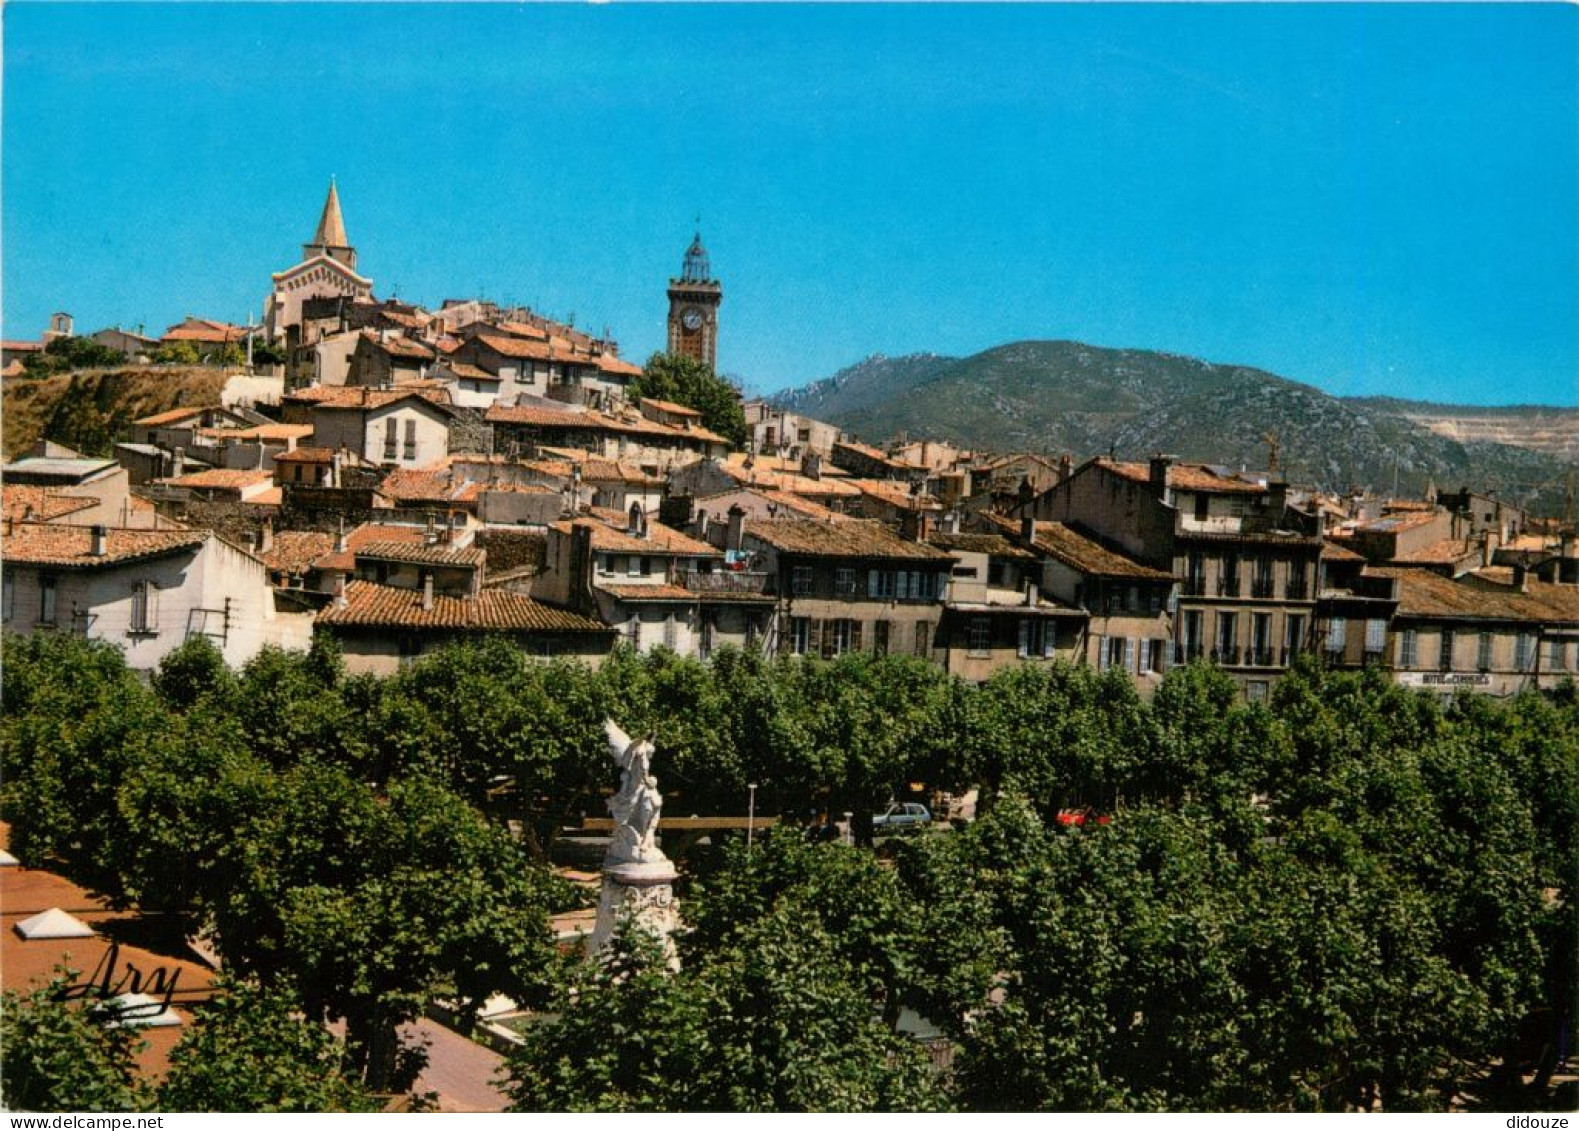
<box><xmin>4</xmin><ymin>3</ymin><xmax>1576</xmax><ymax>405</ymax></box>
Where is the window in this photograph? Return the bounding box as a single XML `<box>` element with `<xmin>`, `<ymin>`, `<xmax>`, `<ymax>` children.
<box><xmin>1246</xmin><ymin>680</ymin><xmax>1270</xmax><ymax>703</ymax></box>
<box><xmin>1549</xmin><ymin>638</ymin><xmax>1569</xmax><ymax>671</ymax></box>
<box><xmin>1286</xmin><ymin>614</ymin><xmax>1306</xmax><ymax>657</ymax></box>
<box><xmin>792</xmin><ymin>566</ymin><xmax>814</xmax><ymax>596</ymax></box>
<box><xmin>968</xmin><ymin>617</ymin><xmax>991</xmax><ymax>657</ymax></box>
<box><xmin>1439</xmin><ymin>630</ymin><xmax>1455</xmax><ymax>672</ymax></box>
<box><xmin>384</xmin><ymin>417</ymin><xmax>398</xmax><ymax>459</ymax></box>
<box><xmin>789</xmin><ymin>617</ymin><xmax>812</xmax><ymax>655</ymax></box>
<box><xmin>1107</xmin><ymin>636</ymin><xmax>1128</xmax><ymax>671</ymax></box>
<box><xmin>1364</xmin><ymin>619</ymin><xmax>1386</xmax><ymax>655</ymax></box>
<box><xmin>1219</xmin><ymin>554</ymin><xmax>1239</xmax><ymax>597</ymax></box>
<box><xmin>1515</xmin><ymin>633</ymin><xmax>1535</xmax><ymax>672</ymax></box>
<box><xmin>874</xmin><ymin>620</ymin><xmax>891</xmax><ymax>656</ymax></box>
<box><xmin>1400</xmin><ymin>629</ymin><xmax>1418</xmax><ymax>668</ymax></box>
<box><xmin>1287</xmin><ymin>559</ymin><xmax>1309</xmax><ymax>600</ymax></box>
<box><xmin>1477</xmin><ymin>632</ymin><xmax>1494</xmax><ymax>672</ymax></box>
<box><xmin>1</xmin><ymin>574</ymin><xmax>11</xmax><ymax>623</ymax></box>
<box><xmin>798</xmin><ymin>428</ymin><xmax>811</xmax><ymax>443</ymax></box>
<box><xmin>403</xmin><ymin>418</ymin><xmax>417</xmax><ymax>459</ymax></box>
<box><xmin>1216</xmin><ymin>612</ymin><xmax>1238</xmax><ymax>663</ymax></box>
<box><xmin>1185</xmin><ymin>550</ymin><xmax>1206</xmax><ymax>595</ymax></box>
<box><xmin>1193</xmin><ymin>494</ymin><xmax>1209</xmax><ymax>521</ymax></box>
<box><xmin>130</xmin><ymin>581</ymin><xmax>156</xmax><ymax>635</ymax></box>
<box><xmin>1138</xmin><ymin>638</ymin><xmax>1153</xmax><ymax>673</ymax></box>
<box><xmin>663</xmin><ymin>615</ymin><xmax>678</xmax><ymax>651</ymax></box>
<box><xmin>1182</xmin><ymin>610</ymin><xmax>1203</xmax><ymax>658</ymax></box>
<box><xmin>914</xmin><ymin>621</ymin><xmax>933</xmax><ymax>659</ymax></box>
<box><xmin>826</xmin><ymin>618</ymin><xmax>857</xmax><ymax>657</ymax></box>
<box><xmin>1253</xmin><ymin>557</ymin><xmax>1275</xmax><ymax>599</ymax></box>
<box><xmin>1018</xmin><ymin>618</ymin><xmax>1055</xmax><ymax>659</ymax></box>
<box><xmin>1251</xmin><ymin>613</ymin><xmax>1273</xmax><ymax>665</ymax></box>
<box><xmin>834</xmin><ymin>568</ymin><xmax>858</xmax><ymax>596</ymax></box>
<box><xmin>598</xmin><ymin>554</ymin><xmax>615</xmax><ymax>576</ymax></box>
<box><xmin>1325</xmin><ymin>616</ymin><xmax>1347</xmax><ymax>654</ymax></box>
<box><xmin>39</xmin><ymin>576</ymin><xmax>56</xmax><ymax>625</ymax></box>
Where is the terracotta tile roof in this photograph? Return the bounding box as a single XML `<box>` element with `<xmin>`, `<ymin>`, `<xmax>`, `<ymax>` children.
<box><xmin>163</xmin><ymin>468</ymin><xmax>275</xmax><ymax>491</ymax></box>
<box><xmin>834</xmin><ymin>440</ymin><xmax>923</xmax><ymax>470</ymax></box>
<box><xmin>285</xmin><ymin>386</ymin><xmax>453</xmax><ymax>412</ymax></box>
<box><xmin>745</xmin><ymin>518</ymin><xmax>955</xmax><ymax>561</ymax></box>
<box><xmin>1095</xmin><ymin>457</ymin><xmax>1267</xmax><ymax>495</ymax></box>
<box><xmin>596</xmin><ymin>583</ymin><xmax>698</xmax><ymax>602</ymax></box>
<box><xmin>1</xmin><ymin>485</ymin><xmax>97</xmax><ymax>523</ymax></box>
<box><xmin>1321</xmin><ymin>539</ymin><xmax>1367</xmax><ymax>562</ymax></box>
<box><xmin>847</xmin><ymin>478</ymin><xmax>942</xmax><ymax>511</ymax></box>
<box><xmin>261</xmin><ymin>531</ymin><xmax>335</xmax><ymax>575</ymax></box>
<box><xmin>3</xmin><ymin>523</ymin><xmax>208</xmax><ymax>567</ymax></box>
<box><xmin>310</xmin><ymin>523</ymin><xmax>431</xmax><ymax>572</ymax></box>
<box><xmin>248</xmin><ymin>486</ymin><xmax>284</xmax><ymax>506</ymax></box>
<box><xmin>438</xmin><ymin>361</ymin><xmax>498</xmax><ymax>382</ymax></box>
<box><xmin>926</xmin><ymin>532</ymin><xmax>1037</xmax><ymax>560</ymax></box>
<box><xmin>491</xmin><ymin>320</ymin><xmax>550</xmax><ymax>341</ymax></box>
<box><xmin>1372</xmin><ymin>567</ymin><xmax>1579</xmax><ymax>625</ymax></box>
<box><xmin>597</xmin><ymin>355</ymin><xmax>643</xmax><ymax>377</ymax></box>
<box><xmin>355</xmin><ymin>540</ymin><xmax>485</xmax><ymax>568</ymax></box>
<box><xmin>723</xmin><ymin>453</ymin><xmax>850</xmax><ymax>477</ymax></box>
<box><xmin>379</xmin><ymin>469</ymin><xmax>464</xmax><ymax>504</ymax></box>
<box><xmin>694</xmin><ymin>487</ymin><xmax>846</xmax><ymax>522</ymax></box>
<box><xmin>133</xmin><ymin>405</ymin><xmax>219</xmax><ymax>427</ymax></box>
<box><xmin>472</xmin><ymin>333</ymin><xmax>559</xmax><ymax>362</ymax></box>
<box><xmin>1393</xmin><ymin>538</ymin><xmax>1479</xmax><ymax>565</ymax></box>
<box><xmin>454</xmin><ymin>481</ymin><xmax>556</xmax><ymax>503</ymax></box>
<box><xmin>317</xmin><ymin>580</ymin><xmax>611</xmax><ymax>634</ymax></box>
<box><xmin>576</xmin><ymin>457</ymin><xmax>665</xmax><ymax>486</ymax></box>
<box><xmin>273</xmin><ymin>447</ymin><xmax>339</xmax><ymax>464</ymax></box>
<box><xmin>716</xmin><ymin>464</ymin><xmax>862</xmax><ymax>498</ymax></box>
<box><xmin>161</xmin><ymin>317</ymin><xmax>246</xmax><ymax>343</ymax></box>
<box><xmin>359</xmin><ymin>330</ymin><xmax>437</xmax><ymax>360</ymax></box>
<box><xmin>487</xmin><ymin>404</ymin><xmax>727</xmax><ymax>445</ymax></box>
<box><xmin>1383</xmin><ymin>499</ymin><xmax>1438</xmax><ymax>512</ymax></box>
<box><xmin>2</xmin><ymin>340</ymin><xmax>43</xmax><ymax>352</ymax></box>
<box><xmin>551</xmin><ymin>509</ymin><xmax>719</xmax><ymax>557</ymax></box>
<box><xmin>1025</xmin><ymin>520</ymin><xmax>1172</xmax><ymax>580</ymax></box>
<box><xmin>640</xmin><ymin>398</ymin><xmax>702</xmax><ymax>418</ymax></box>
<box><xmin>1355</xmin><ymin>510</ymin><xmax>1443</xmax><ymax>534</ymax></box>
<box><xmin>198</xmin><ymin>423</ymin><xmax>316</xmax><ymax>442</ymax></box>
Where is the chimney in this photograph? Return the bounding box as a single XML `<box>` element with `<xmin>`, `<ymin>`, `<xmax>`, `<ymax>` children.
<box><xmin>1268</xmin><ymin>478</ymin><xmax>1289</xmax><ymax>519</ymax></box>
<box><xmin>334</xmin><ymin>517</ymin><xmax>347</xmax><ymax>554</ymax></box>
<box><xmin>1149</xmin><ymin>454</ymin><xmax>1174</xmax><ymax>500</ymax></box>
<box><xmin>89</xmin><ymin>525</ymin><xmax>107</xmax><ymax>557</ymax></box>
<box><xmin>1020</xmin><ymin>513</ymin><xmax>1035</xmax><ymax>546</ymax></box>
<box><xmin>172</xmin><ymin>446</ymin><xmax>186</xmax><ymax>476</ymax></box>
<box><xmin>628</xmin><ymin>502</ymin><xmax>644</xmax><ymax>535</ymax></box>
<box><xmin>802</xmin><ymin>452</ymin><xmax>822</xmax><ymax>481</ymax></box>
<box><xmin>421</xmin><ymin>571</ymin><xmax>434</xmax><ymax>611</ymax></box>
<box><xmin>334</xmin><ymin>575</ymin><xmax>347</xmax><ymax>608</ymax></box>
<box><xmin>425</xmin><ymin>514</ymin><xmax>438</xmax><ymax>546</ymax></box>
<box><xmin>1482</xmin><ymin>530</ymin><xmax>1499</xmax><ymax>568</ymax></box>
<box><xmin>727</xmin><ymin>503</ymin><xmax>747</xmax><ymax>553</ymax></box>
<box><xmin>1513</xmin><ymin>564</ymin><xmax>1529</xmax><ymax>593</ymax></box>
<box><xmin>1025</xmin><ymin>580</ymin><xmax>1039</xmax><ymax>607</ymax></box>
<box><xmin>1059</xmin><ymin>453</ymin><xmax>1074</xmax><ymax>482</ymax></box>
<box><xmin>943</xmin><ymin>511</ymin><xmax>961</xmax><ymax>535</ymax></box>
<box><xmin>258</xmin><ymin>519</ymin><xmax>274</xmax><ymax>554</ymax></box>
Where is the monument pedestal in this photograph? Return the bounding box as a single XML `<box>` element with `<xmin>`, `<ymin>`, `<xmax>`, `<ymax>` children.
<box><xmin>589</xmin><ymin>860</ymin><xmax>680</xmax><ymax>969</ymax></box>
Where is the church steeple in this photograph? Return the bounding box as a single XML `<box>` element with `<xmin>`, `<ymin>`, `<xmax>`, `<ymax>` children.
<box><xmin>302</xmin><ymin>177</ymin><xmax>356</xmax><ymax>270</ymax></box>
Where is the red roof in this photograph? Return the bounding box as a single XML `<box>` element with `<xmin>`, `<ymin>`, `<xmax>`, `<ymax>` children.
<box><xmin>317</xmin><ymin>581</ymin><xmax>611</xmax><ymax>633</ymax></box>
<box><xmin>2</xmin><ymin>485</ymin><xmax>98</xmax><ymax>523</ymax></box>
<box><xmin>3</xmin><ymin>523</ymin><xmax>208</xmax><ymax>567</ymax></box>
<box><xmin>161</xmin><ymin>317</ymin><xmax>247</xmax><ymax>344</ymax></box>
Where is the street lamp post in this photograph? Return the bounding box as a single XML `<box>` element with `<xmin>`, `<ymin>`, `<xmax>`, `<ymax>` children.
<box><xmin>746</xmin><ymin>783</ymin><xmax>758</xmax><ymax>851</ymax></box>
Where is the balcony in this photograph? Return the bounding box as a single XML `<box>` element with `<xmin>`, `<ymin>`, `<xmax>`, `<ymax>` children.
<box><xmin>1251</xmin><ymin>579</ymin><xmax>1276</xmax><ymax>599</ymax></box>
<box><xmin>682</xmin><ymin>570</ymin><xmax>771</xmax><ymax>596</ymax></box>
<box><xmin>1211</xmin><ymin>646</ymin><xmax>1242</xmax><ymax>666</ymax></box>
<box><xmin>1217</xmin><ymin>578</ymin><xmax>1241</xmax><ymax>598</ymax></box>
<box><xmin>1181</xmin><ymin>577</ymin><xmax>1208</xmax><ymax>598</ymax></box>
<box><xmin>1247</xmin><ymin>647</ymin><xmax>1277</xmax><ymax>667</ymax></box>
<box><xmin>1286</xmin><ymin>582</ymin><xmax>1308</xmax><ymax>601</ymax></box>
<box><xmin>1174</xmin><ymin>642</ymin><xmax>1205</xmax><ymax>664</ymax></box>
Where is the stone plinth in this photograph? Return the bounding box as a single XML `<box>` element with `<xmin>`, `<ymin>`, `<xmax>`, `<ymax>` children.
<box><xmin>589</xmin><ymin>859</ymin><xmax>680</xmax><ymax>969</ymax></box>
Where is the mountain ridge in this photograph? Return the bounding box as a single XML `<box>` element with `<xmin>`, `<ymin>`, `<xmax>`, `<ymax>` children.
<box><xmin>768</xmin><ymin>340</ymin><xmax>1575</xmax><ymax>516</ymax></box>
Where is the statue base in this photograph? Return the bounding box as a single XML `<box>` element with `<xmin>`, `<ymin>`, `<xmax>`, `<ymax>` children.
<box><xmin>588</xmin><ymin>858</ymin><xmax>680</xmax><ymax>970</ymax></box>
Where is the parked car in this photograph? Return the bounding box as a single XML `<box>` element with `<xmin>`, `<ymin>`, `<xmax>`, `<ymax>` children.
<box><xmin>873</xmin><ymin>802</ymin><xmax>932</xmax><ymax>833</ymax></box>
<box><xmin>1056</xmin><ymin>806</ymin><xmax>1111</xmax><ymax>828</ymax></box>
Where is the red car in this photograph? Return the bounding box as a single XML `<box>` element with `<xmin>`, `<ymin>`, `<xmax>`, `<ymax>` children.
<box><xmin>1056</xmin><ymin>807</ymin><xmax>1112</xmax><ymax>827</ymax></box>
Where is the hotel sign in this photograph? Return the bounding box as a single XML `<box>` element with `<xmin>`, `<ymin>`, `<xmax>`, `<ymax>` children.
<box><xmin>1398</xmin><ymin>672</ymin><xmax>1492</xmax><ymax>688</ymax></box>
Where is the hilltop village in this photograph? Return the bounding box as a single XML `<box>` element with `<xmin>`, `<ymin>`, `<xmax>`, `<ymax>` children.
<box><xmin>3</xmin><ymin>182</ymin><xmax>1577</xmax><ymax>701</ymax></box>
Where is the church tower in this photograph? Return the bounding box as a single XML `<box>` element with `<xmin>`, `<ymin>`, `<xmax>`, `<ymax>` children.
<box><xmin>666</xmin><ymin>230</ymin><xmax>722</xmax><ymax>370</ymax></box>
<box><xmin>301</xmin><ymin>178</ymin><xmax>357</xmax><ymax>271</ymax></box>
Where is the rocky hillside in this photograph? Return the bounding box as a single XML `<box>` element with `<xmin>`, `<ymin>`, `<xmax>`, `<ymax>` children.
<box><xmin>3</xmin><ymin>368</ymin><xmax>237</xmax><ymax>459</ymax></box>
<box><xmin>1344</xmin><ymin>396</ymin><xmax>1579</xmax><ymax>462</ymax></box>
<box><xmin>771</xmin><ymin>342</ymin><xmax>1575</xmax><ymax>516</ymax></box>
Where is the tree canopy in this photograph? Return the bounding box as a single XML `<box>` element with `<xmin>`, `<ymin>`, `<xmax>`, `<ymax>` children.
<box><xmin>632</xmin><ymin>351</ymin><xmax>748</xmax><ymax>448</ymax></box>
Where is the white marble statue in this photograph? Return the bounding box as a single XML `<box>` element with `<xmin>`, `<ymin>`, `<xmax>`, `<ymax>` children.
<box><xmin>603</xmin><ymin>720</ymin><xmax>667</xmax><ymax>866</ymax></box>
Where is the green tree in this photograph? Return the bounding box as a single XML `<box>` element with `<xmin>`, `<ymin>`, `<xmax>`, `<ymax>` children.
<box><xmin>158</xmin><ymin>975</ymin><xmax>379</xmax><ymax>1112</ymax></box>
<box><xmin>21</xmin><ymin>335</ymin><xmax>126</xmax><ymax>375</ymax></box>
<box><xmin>0</xmin><ymin>973</ymin><xmax>151</xmax><ymax>1112</ymax></box>
<box><xmin>632</xmin><ymin>352</ymin><xmax>747</xmax><ymax>448</ymax></box>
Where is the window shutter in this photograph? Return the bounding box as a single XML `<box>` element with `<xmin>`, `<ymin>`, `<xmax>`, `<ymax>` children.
<box><xmin>1124</xmin><ymin>637</ymin><xmax>1136</xmax><ymax>672</ymax></box>
<box><xmin>1139</xmin><ymin>638</ymin><xmax>1151</xmax><ymax>672</ymax></box>
<box><xmin>1017</xmin><ymin>620</ymin><xmax>1031</xmax><ymax>658</ymax></box>
<box><xmin>869</xmin><ymin>569</ymin><xmax>880</xmax><ymax>598</ymax></box>
<box><xmin>1043</xmin><ymin>622</ymin><xmax>1056</xmax><ymax>658</ymax></box>
<box><xmin>850</xmin><ymin>620</ymin><xmax>863</xmax><ymax>652</ymax></box>
<box><xmin>1098</xmin><ymin>635</ymin><xmax>1110</xmax><ymax>670</ymax></box>
<box><xmin>817</xmin><ymin>618</ymin><xmax>833</xmax><ymax>659</ymax></box>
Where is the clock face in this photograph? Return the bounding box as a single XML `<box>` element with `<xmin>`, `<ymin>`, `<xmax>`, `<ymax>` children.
<box><xmin>682</xmin><ymin>308</ymin><xmax>703</xmax><ymax>331</ymax></box>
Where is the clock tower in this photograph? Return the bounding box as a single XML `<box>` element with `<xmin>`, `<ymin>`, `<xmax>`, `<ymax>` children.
<box><xmin>666</xmin><ymin>230</ymin><xmax>722</xmax><ymax>370</ymax></box>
